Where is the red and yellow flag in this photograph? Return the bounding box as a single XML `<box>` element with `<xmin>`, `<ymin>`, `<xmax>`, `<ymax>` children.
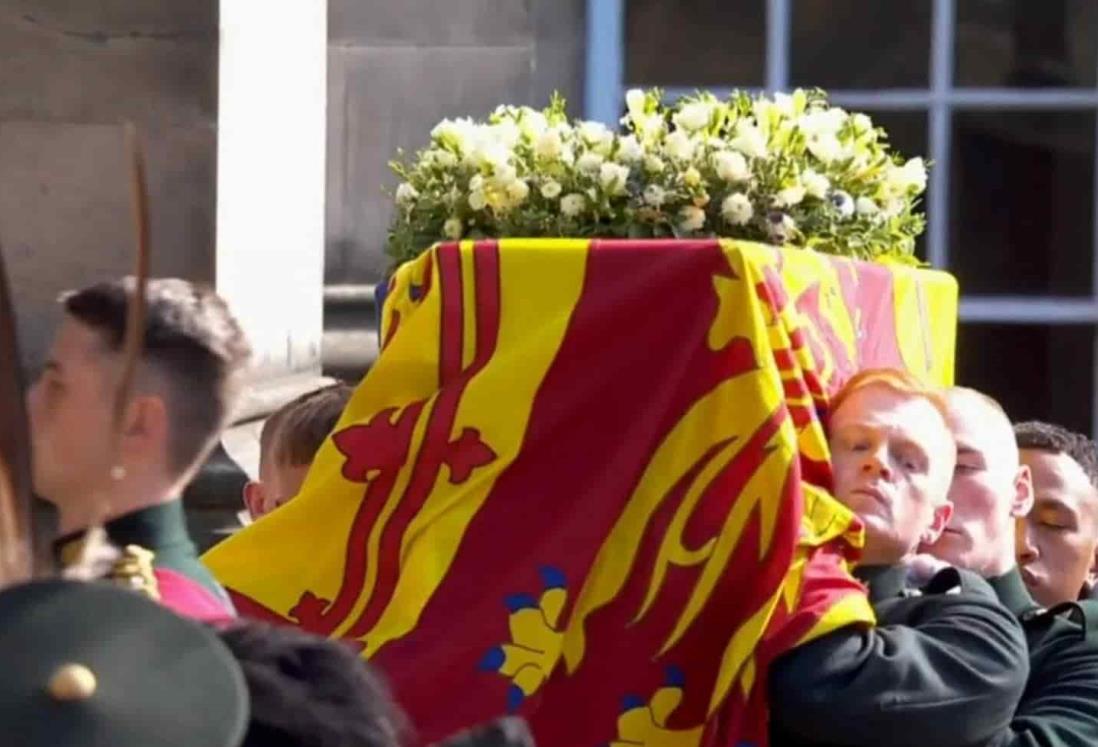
<box><xmin>205</xmin><ymin>239</ymin><xmax>957</xmax><ymax>746</ymax></box>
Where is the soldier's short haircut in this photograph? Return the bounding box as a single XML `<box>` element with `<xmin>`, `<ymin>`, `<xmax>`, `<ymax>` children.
<box><xmin>219</xmin><ymin>621</ymin><xmax>409</xmax><ymax>747</ymax></box>
<box><xmin>260</xmin><ymin>383</ymin><xmax>354</xmax><ymax>470</ymax></box>
<box><xmin>1015</xmin><ymin>420</ymin><xmax>1098</xmax><ymax>490</ymax></box>
<box><xmin>62</xmin><ymin>277</ymin><xmax>251</xmax><ymax>478</ymax></box>
<box><xmin>828</xmin><ymin>368</ymin><xmax>949</xmax><ymax>425</ymax></box>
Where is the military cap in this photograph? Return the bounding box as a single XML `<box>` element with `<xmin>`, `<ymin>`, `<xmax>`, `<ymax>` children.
<box><xmin>0</xmin><ymin>578</ymin><xmax>248</xmax><ymax>747</ymax></box>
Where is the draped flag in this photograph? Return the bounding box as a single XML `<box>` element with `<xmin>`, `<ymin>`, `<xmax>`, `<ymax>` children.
<box><xmin>205</xmin><ymin>239</ymin><xmax>958</xmax><ymax>746</ymax></box>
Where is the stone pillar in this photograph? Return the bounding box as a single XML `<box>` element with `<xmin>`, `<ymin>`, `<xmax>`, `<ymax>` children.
<box><xmin>0</xmin><ymin>1</ymin><xmax>331</xmax><ymax>548</ymax></box>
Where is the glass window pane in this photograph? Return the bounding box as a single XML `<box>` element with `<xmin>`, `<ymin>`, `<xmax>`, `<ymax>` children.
<box><xmin>956</xmin><ymin>323</ymin><xmax>1094</xmax><ymax>436</ymax></box>
<box><xmin>625</xmin><ymin>0</ymin><xmax>765</xmax><ymax>87</ymax></box>
<box><xmin>949</xmin><ymin>110</ymin><xmax>1095</xmax><ymax>296</ymax></box>
<box><xmin>791</xmin><ymin>1</ymin><xmax>932</xmax><ymax>89</ymax></box>
<box><xmin>956</xmin><ymin>0</ymin><xmax>1098</xmax><ymax>88</ymax></box>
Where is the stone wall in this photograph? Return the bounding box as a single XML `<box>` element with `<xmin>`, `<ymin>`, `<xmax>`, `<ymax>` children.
<box><xmin>0</xmin><ymin>1</ymin><xmax>218</xmax><ymax>373</ymax></box>
<box><xmin>325</xmin><ymin>0</ymin><xmax>586</xmax><ymax>284</ymax></box>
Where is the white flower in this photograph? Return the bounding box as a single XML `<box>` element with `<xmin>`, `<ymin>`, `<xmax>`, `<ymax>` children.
<box><xmin>773</xmin><ymin>92</ymin><xmax>800</xmax><ymax>117</ymax></box>
<box><xmin>518</xmin><ymin>109</ymin><xmax>549</xmax><ymax>139</ymax></box>
<box><xmin>616</xmin><ymin>135</ymin><xmax>644</xmax><ymax>164</ymax></box>
<box><xmin>888</xmin><ymin>157</ymin><xmax>928</xmax><ymax>194</ymax></box>
<box><xmin>534</xmin><ymin>129</ymin><xmax>563</xmax><ymax>160</ymax></box>
<box><xmin>468</xmin><ymin>190</ymin><xmax>488</xmax><ymax>211</ymax></box>
<box><xmin>423</xmin><ymin>148</ymin><xmax>457</xmax><ymax>169</ymax></box>
<box><xmin>506</xmin><ymin>179</ymin><xmax>530</xmax><ymax>205</ymax></box>
<box><xmin>644</xmin><ymin>155</ymin><xmax>666</xmax><ymax>174</ymax></box>
<box><xmin>856</xmin><ymin>196</ymin><xmax>880</xmax><ymax>216</ymax></box>
<box><xmin>806</xmin><ymin>133</ymin><xmax>842</xmax><ymax>164</ymax></box>
<box><xmin>431</xmin><ymin>117</ymin><xmax>477</xmax><ymax>152</ymax></box>
<box><xmin>721</xmin><ymin>192</ymin><xmax>754</xmax><ymax>225</ymax></box>
<box><xmin>664</xmin><ymin>130</ymin><xmax>697</xmax><ymax>161</ymax></box>
<box><xmin>712</xmin><ymin>150</ymin><xmax>750</xmax><ymax>182</ymax></box>
<box><xmin>443</xmin><ymin>217</ymin><xmax>463</xmax><ymax>240</ymax></box>
<box><xmin>599</xmin><ymin>162</ymin><xmax>630</xmax><ymax>195</ymax></box>
<box><xmin>774</xmin><ymin>184</ymin><xmax>806</xmax><ymax>208</ymax></box>
<box><xmin>852</xmin><ymin>113</ymin><xmax>873</xmax><ymax>134</ymax></box>
<box><xmin>802</xmin><ymin>169</ymin><xmax>831</xmax><ymax>199</ymax></box>
<box><xmin>673</xmin><ymin>102</ymin><xmax>712</xmax><ymax>132</ymax></box>
<box><xmin>579</xmin><ymin>121</ymin><xmax>614</xmax><ymax>153</ymax></box>
<box><xmin>831</xmin><ymin>190</ymin><xmax>855</xmax><ymax>219</ymax></box>
<box><xmin>469</xmin><ymin>174</ymin><xmax>485</xmax><ymax>192</ymax></box>
<box><xmin>682</xmin><ymin>166</ymin><xmax>702</xmax><ymax>188</ymax></box>
<box><xmin>798</xmin><ymin>108</ymin><xmax>847</xmax><ymax>138</ymax></box>
<box><xmin>560</xmin><ymin>193</ymin><xmax>586</xmax><ymax>217</ymax></box>
<box><xmin>540</xmin><ymin>179</ymin><xmax>562</xmax><ymax>199</ymax></box>
<box><xmin>626</xmin><ymin>89</ymin><xmax>647</xmax><ymax>123</ymax></box>
<box><xmin>490</xmin><ymin>121</ymin><xmax>521</xmax><ymax>149</ymax></box>
<box><xmin>678</xmin><ymin>205</ymin><xmax>707</xmax><ymax>232</ymax></box>
<box><xmin>395</xmin><ymin>182</ymin><xmax>419</xmax><ymax>206</ymax></box>
<box><xmin>730</xmin><ymin>122</ymin><xmax>768</xmax><ymax>159</ymax></box>
<box><xmin>643</xmin><ymin>184</ymin><xmax>667</xmax><ymax>207</ymax></box>
<box><xmin>577</xmin><ymin>151</ymin><xmax>604</xmax><ymax>175</ymax></box>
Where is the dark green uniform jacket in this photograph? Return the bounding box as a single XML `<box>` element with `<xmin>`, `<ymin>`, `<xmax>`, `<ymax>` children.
<box><xmin>56</xmin><ymin>499</ymin><xmax>227</xmax><ymax>604</ymax></box>
<box><xmin>987</xmin><ymin>568</ymin><xmax>1098</xmax><ymax>747</ymax></box>
<box><xmin>769</xmin><ymin>565</ymin><xmax>1029</xmax><ymax>747</ymax></box>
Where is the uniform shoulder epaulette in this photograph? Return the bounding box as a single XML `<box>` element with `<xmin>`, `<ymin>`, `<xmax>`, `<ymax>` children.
<box><xmin>108</xmin><ymin>544</ymin><xmax>161</xmax><ymax>603</ymax></box>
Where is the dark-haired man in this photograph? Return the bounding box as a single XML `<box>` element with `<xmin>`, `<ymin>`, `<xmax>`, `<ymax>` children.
<box><xmin>27</xmin><ymin>277</ymin><xmax>252</xmax><ymax>621</ymax></box>
<box><xmin>1014</xmin><ymin>420</ymin><xmax>1098</xmax><ymax>606</ymax></box>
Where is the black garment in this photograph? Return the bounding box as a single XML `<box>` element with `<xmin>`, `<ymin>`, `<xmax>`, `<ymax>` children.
<box><xmin>988</xmin><ymin>568</ymin><xmax>1098</xmax><ymax>747</ymax></box>
<box><xmin>769</xmin><ymin>565</ymin><xmax>1029</xmax><ymax>747</ymax></box>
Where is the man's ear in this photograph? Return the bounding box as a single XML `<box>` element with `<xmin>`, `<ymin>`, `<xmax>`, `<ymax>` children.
<box><xmin>242</xmin><ymin>481</ymin><xmax>265</xmax><ymax>521</ymax></box>
<box><xmin>1012</xmin><ymin>464</ymin><xmax>1034</xmax><ymax>518</ymax></box>
<box><xmin>922</xmin><ymin>501</ymin><xmax>955</xmax><ymax>546</ymax></box>
<box><xmin>119</xmin><ymin>394</ymin><xmax>169</xmax><ymax>460</ymax></box>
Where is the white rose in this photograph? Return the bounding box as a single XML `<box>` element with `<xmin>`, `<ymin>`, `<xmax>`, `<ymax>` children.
<box><xmin>773</xmin><ymin>92</ymin><xmax>797</xmax><ymax>117</ymax></box>
<box><xmin>856</xmin><ymin>196</ymin><xmax>880</xmax><ymax>216</ymax></box>
<box><xmin>469</xmin><ymin>174</ymin><xmax>485</xmax><ymax>193</ymax></box>
<box><xmin>852</xmin><ymin>113</ymin><xmax>873</xmax><ymax>134</ymax></box>
<box><xmin>616</xmin><ymin>135</ymin><xmax>644</xmax><ymax>164</ymax></box>
<box><xmin>540</xmin><ymin>179</ymin><xmax>562</xmax><ymax>199</ymax></box>
<box><xmin>577</xmin><ymin>151</ymin><xmax>604</xmax><ymax>175</ymax></box>
<box><xmin>395</xmin><ymin>182</ymin><xmax>419</xmax><ymax>206</ymax></box>
<box><xmin>534</xmin><ymin>129</ymin><xmax>563</xmax><ymax>160</ymax></box>
<box><xmin>802</xmin><ymin>169</ymin><xmax>831</xmax><ymax>199</ymax></box>
<box><xmin>798</xmin><ymin>108</ymin><xmax>847</xmax><ymax>138</ymax></box>
<box><xmin>493</xmin><ymin>163</ymin><xmax>517</xmax><ymax>184</ymax></box>
<box><xmin>431</xmin><ymin>117</ymin><xmax>475</xmax><ymax>152</ymax></box>
<box><xmin>664</xmin><ymin>130</ymin><xmax>696</xmax><ymax>162</ymax></box>
<box><xmin>506</xmin><ymin>179</ymin><xmax>530</xmax><ymax>205</ymax></box>
<box><xmin>599</xmin><ymin>162</ymin><xmax>630</xmax><ymax>195</ymax></box>
<box><xmin>468</xmin><ymin>190</ymin><xmax>488</xmax><ymax>211</ymax></box>
<box><xmin>712</xmin><ymin>150</ymin><xmax>750</xmax><ymax>182</ymax></box>
<box><xmin>721</xmin><ymin>193</ymin><xmax>754</xmax><ymax>225</ymax></box>
<box><xmin>678</xmin><ymin>205</ymin><xmax>707</xmax><ymax>232</ymax></box>
<box><xmin>890</xmin><ymin>157</ymin><xmax>928</xmax><ymax>193</ymax></box>
<box><xmin>806</xmin><ymin>133</ymin><xmax>842</xmax><ymax>164</ymax></box>
<box><xmin>443</xmin><ymin>217</ymin><xmax>463</xmax><ymax>240</ymax></box>
<box><xmin>682</xmin><ymin>166</ymin><xmax>702</xmax><ymax>188</ymax></box>
<box><xmin>673</xmin><ymin>102</ymin><xmax>712</xmax><ymax>132</ymax></box>
<box><xmin>729</xmin><ymin>122</ymin><xmax>768</xmax><ymax>159</ymax></box>
<box><xmin>643</xmin><ymin>184</ymin><xmax>667</xmax><ymax>207</ymax></box>
<box><xmin>579</xmin><ymin>121</ymin><xmax>614</xmax><ymax>154</ymax></box>
<box><xmin>519</xmin><ymin>109</ymin><xmax>549</xmax><ymax>139</ymax></box>
<box><xmin>560</xmin><ymin>193</ymin><xmax>586</xmax><ymax>217</ymax></box>
<box><xmin>774</xmin><ymin>184</ymin><xmax>806</xmax><ymax>208</ymax></box>
<box><xmin>645</xmin><ymin>155</ymin><xmax>666</xmax><ymax>174</ymax></box>
<box><xmin>490</xmin><ymin>121</ymin><xmax>521</xmax><ymax>149</ymax></box>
